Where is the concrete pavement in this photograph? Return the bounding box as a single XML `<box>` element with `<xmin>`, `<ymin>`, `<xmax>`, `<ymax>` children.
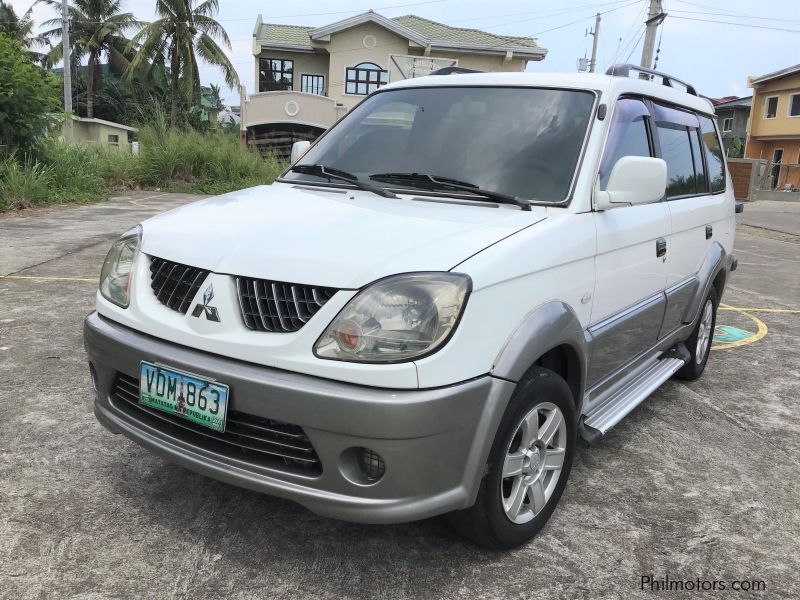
<box><xmin>1</xmin><ymin>192</ymin><xmax>798</xmax><ymax>599</ymax></box>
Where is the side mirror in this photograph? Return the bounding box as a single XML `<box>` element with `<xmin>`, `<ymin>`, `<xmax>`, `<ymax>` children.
<box><xmin>595</xmin><ymin>156</ymin><xmax>667</xmax><ymax>210</ymax></box>
<box><xmin>290</xmin><ymin>140</ymin><xmax>311</xmax><ymax>163</ymax></box>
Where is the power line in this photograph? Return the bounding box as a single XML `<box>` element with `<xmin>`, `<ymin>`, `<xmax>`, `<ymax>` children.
<box><xmin>669</xmin><ymin>16</ymin><xmax>800</xmax><ymax>34</ymax></box>
<box><xmin>670</xmin><ymin>9</ymin><xmax>800</xmax><ymax>25</ymax></box>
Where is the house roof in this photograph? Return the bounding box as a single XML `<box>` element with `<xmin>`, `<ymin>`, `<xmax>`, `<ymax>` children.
<box><xmin>254</xmin><ymin>11</ymin><xmax>546</xmax><ymax>59</ymax></box>
<box><xmin>74</xmin><ymin>117</ymin><xmax>138</xmax><ymax>132</ymax></box>
<box><xmin>750</xmin><ymin>63</ymin><xmax>800</xmax><ymax>85</ymax></box>
<box><xmin>713</xmin><ymin>96</ymin><xmax>752</xmax><ymax>110</ymax></box>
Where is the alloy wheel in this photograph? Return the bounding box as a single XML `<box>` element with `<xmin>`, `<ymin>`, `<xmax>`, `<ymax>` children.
<box><xmin>500</xmin><ymin>401</ymin><xmax>567</xmax><ymax>525</ymax></box>
<box><xmin>696</xmin><ymin>299</ymin><xmax>714</xmax><ymax>365</ymax></box>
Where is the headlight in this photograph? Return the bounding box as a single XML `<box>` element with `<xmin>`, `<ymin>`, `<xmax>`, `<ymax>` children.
<box><xmin>314</xmin><ymin>273</ymin><xmax>471</xmax><ymax>363</ymax></box>
<box><xmin>99</xmin><ymin>226</ymin><xmax>141</xmax><ymax>308</ymax></box>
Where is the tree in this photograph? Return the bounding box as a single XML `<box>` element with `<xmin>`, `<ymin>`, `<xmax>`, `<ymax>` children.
<box><xmin>0</xmin><ymin>33</ymin><xmax>60</xmax><ymax>149</ymax></box>
<box><xmin>39</xmin><ymin>0</ymin><xmax>139</xmax><ymax>118</ymax></box>
<box><xmin>0</xmin><ymin>1</ymin><xmax>48</xmax><ymax>62</ymax></box>
<box><xmin>209</xmin><ymin>83</ymin><xmax>224</xmax><ymax>110</ymax></box>
<box><xmin>127</xmin><ymin>0</ymin><xmax>239</xmax><ymax>128</ymax></box>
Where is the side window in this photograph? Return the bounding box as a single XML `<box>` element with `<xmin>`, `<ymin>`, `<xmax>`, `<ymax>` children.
<box><xmin>654</xmin><ymin>104</ymin><xmax>704</xmax><ymax>198</ymax></box>
<box><xmin>689</xmin><ymin>129</ymin><xmax>708</xmax><ymax>194</ymax></box>
<box><xmin>698</xmin><ymin>115</ymin><xmax>726</xmax><ymax>193</ymax></box>
<box><xmin>598</xmin><ymin>98</ymin><xmax>651</xmax><ymax>190</ymax></box>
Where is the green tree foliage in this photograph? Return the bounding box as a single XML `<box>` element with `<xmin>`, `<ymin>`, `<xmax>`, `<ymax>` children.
<box><xmin>39</xmin><ymin>0</ymin><xmax>139</xmax><ymax>118</ymax></box>
<box><xmin>127</xmin><ymin>0</ymin><xmax>239</xmax><ymax>128</ymax></box>
<box><xmin>728</xmin><ymin>136</ymin><xmax>744</xmax><ymax>159</ymax></box>
<box><xmin>0</xmin><ymin>1</ymin><xmax>48</xmax><ymax>63</ymax></box>
<box><xmin>0</xmin><ymin>33</ymin><xmax>60</xmax><ymax>149</ymax></box>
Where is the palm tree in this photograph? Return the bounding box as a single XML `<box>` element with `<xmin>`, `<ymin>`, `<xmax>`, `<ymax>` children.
<box><xmin>209</xmin><ymin>83</ymin><xmax>224</xmax><ymax>110</ymax></box>
<box><xmin>39</xmin><ymin>0</ymin><xmax>139</xmax><ymax>118</ymax></box>
<box><xmin>127</xmin><ymin>0</ymin><xmax>239</xmax><ymax>128</ymax></box>
<box><xmin>1</xmin><ymin>1</ymin><xmax>48</xmax><ymax>62</ymax></box>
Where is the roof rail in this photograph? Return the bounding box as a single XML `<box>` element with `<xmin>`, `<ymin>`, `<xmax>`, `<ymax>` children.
<box><xmin>430</xmin><ymin>66</ymin><xmax>483</xmax><ymax>76</ymax></box>
<box><xmin>606</xmin><ymin>63</ymin><xmax>697</xmax><ymax>96</ymax></box>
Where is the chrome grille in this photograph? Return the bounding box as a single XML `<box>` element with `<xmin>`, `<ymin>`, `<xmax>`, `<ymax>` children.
<box><xmin>149</xmin><ymin>257</ymin><xmax>209</xmax><ymax>314</ymax></box>
<box><xmin>236</xmin><ymin>277</ymin><xmax>338</xmax><ymax>333</ymax></box>
<box><xmin>111</xmin><ymin>373</ymin><xmax>322</xmax><ymax>476</ymax></box>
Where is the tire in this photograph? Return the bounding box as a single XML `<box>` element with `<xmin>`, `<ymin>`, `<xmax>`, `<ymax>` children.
<box><xmin>675</xmin><ymin>286</ymin><xmax>718</xmax><ymax>381</ymax></box>
<box><xmin>447</xmin><ymin>367</ymin><xmax>577</xmax><ymax>550</ymax></box>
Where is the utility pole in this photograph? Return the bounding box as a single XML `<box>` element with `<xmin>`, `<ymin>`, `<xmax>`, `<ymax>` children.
<box><xmin>640</xmin><ymin>0</ymin><xmax>666</xmax><ymax>70</ymax></box>
<box><xmin>61</xmin><ymin>0</ymin><xmax>73</xmax><ymax>141</ymax></box>
<box><xmin>589</xmin><ymin>13</ymin><xmax>601</xmax><ymax>73</ymax></box>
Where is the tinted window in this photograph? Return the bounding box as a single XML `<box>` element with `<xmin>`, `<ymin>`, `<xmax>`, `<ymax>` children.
<box><xmin>699</xmin><ymin>115</ymin><xmax>726</xmax><ymax>193</ymax></box>
<box><xmin>287</xmin><ymin>87</ymin><xmax>595</xmax><ymax>203</ymax></box>
<box><xmin>654</xmin><ymin>104</ymin><xmax>707</xmax><ymax>198</ymax></box>
<box><xmin>599</xmin><ymin>98</ymin><xmax>651</xmax><ymax>189</ymax></box>
<box><xmin>689</xmin><ymin>129</ymin><xmax>708</xmax><ymax>194</ymax></box>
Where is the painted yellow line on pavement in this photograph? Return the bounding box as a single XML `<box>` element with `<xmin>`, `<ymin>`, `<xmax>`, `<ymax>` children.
<box><xmin>719</xmin><ymin>306</ymin><xmax>800</xmax><ymax>314</ymax></box>
<box><xmin>711</xmin><ymin>306</ymin><xmax>768</xmax><ymax>351</ymax></box>
<box><xmin>0</xmin><ymin>274</ymin><xmax>96</xmax><ymax>283</ymax></box>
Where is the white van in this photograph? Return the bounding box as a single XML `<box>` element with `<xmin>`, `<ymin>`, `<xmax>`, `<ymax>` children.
<box><xmin>85</xmin><ymin>65</ymin><xmax>738</xmax><ymax>549</ymax></box>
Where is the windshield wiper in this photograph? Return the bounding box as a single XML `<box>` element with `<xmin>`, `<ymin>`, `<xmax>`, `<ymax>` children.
<box><xmin>289</xmin><ymin>164</ymin><xmax>398</xmax><ymax>198</ymax></box>
<box><xmin>369</xmin><ymin>172</ymin><xmax>531</xmax><ymax>211</ymax></box>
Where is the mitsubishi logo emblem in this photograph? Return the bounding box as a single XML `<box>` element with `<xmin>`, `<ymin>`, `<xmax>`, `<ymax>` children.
<box><xmin>191</xmin><ymin>284</ymin><xmax>220</xmax><ymax>322</ymax></box>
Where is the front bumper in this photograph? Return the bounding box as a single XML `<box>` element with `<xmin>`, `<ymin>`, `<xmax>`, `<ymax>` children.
<box><xmin>84</xmin><ymin>312</ymin><xmax>514</xmax><ymax>524</ymax></box>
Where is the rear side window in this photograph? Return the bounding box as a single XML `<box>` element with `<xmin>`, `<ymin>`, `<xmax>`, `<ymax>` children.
<box><xmin>698</xmin><ymin>115</ymin><xmax>726</xmax><ymax>193</ymax></box>
<box><xmin>654</xmin><ymin>104</ymin><xmax>707</xmax><ymax>198</ymax></box>
<box><xmin>598</xmin><ymin>98</ymin><xmax>651</xmax><ymax>189</ymax></box>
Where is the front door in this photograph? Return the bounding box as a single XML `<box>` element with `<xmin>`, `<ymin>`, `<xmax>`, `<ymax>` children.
<box><xmin>771</xmin><ymin>148</ymin><xmax>784</xmax><ymax>189</ymax></box>
<box><xmin>588</xmin><ymin>98</ymin><xmax>670</xmax><ymax>387</ymax></box>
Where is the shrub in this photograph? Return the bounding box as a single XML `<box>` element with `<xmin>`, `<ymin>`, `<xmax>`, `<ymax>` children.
<box><xmin>0</xmin><ymin>155</ymin><xmax>54</xmax><ymax>209</ymax></box>
<box><xmin>0</xmin><ymin>33</ymin><xmax>60</xmax><ymax>149</ymax></box>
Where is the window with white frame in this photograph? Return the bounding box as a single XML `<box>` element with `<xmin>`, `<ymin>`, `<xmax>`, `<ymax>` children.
<box><xmin>301</xmin><ymin>74</ymin><xmax>325</xmax><ymax>95</ymax></box>
<box><xmin>764</xmin><ymin>95</ymin><xmax>779</xmax><ymax>119</ymax></box>
<box><xmin>345</xmin><ymin>62</ymin><xmax>388</xmax><ymax>95</ymax></box>
<box><xmin>722</xmin><ymin>117</ymin><xmax>733</xmax><ymax>132</ymax></box>
<box><xmin>790</xmin><ymin>93</ymin><xmax>800</xmax><ymax>117</ymax></box>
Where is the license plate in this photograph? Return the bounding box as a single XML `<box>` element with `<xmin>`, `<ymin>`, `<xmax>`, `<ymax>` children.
<box><xmin>139</xmin><ymin>362</ymin><xmax>229</xmax><ymax>432</ymax></box>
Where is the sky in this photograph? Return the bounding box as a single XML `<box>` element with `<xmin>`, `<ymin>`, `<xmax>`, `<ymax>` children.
<box><xmin>9</xmin><ymin>0</ymin><xmax>800</xmax><ymax>106</ymax></box>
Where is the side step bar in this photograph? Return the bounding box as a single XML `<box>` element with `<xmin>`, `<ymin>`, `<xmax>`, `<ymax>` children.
<box><xmin>580</xmin><ymin>351</ymin><xmax>687</xmax><ymax>441</ymax></box>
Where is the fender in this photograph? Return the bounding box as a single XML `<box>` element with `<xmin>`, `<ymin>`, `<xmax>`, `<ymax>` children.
<box><xmin>491</xmin><ymin>300</ymin><xmax>588</xmax><ymax>411</ymax></box>
<box><xmin>683</xmin><ymin>242</ymin><xmax>727</xmax><ymax>324</ymax></box>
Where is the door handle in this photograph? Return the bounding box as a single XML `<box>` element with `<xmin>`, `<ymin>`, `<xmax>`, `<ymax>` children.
<box><xmin>656</xmin><ymin>238</ymin><xmax>667</xmax><ymax>257</ymax></box>
<box><xmin>706</xmin><ymin>225</ymin><xmax>713</xmax><ymax>239</ymax></box>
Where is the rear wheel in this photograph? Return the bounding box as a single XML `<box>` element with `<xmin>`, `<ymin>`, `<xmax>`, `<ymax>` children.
<box><xmin>676</xmin><ymin>287</ymin><xmax>718</xmax><ymax>381</ymax></box>
<box><xmin>447</xmin><ymin>367</ymin><xmax>576</xmax><ymax>549</ymax></box>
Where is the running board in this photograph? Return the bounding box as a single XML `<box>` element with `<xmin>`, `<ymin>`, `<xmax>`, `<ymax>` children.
<box><xmin>580</xmin><ymin>355</ymin><xmax>686</xmax><ymax>440</ymax></box>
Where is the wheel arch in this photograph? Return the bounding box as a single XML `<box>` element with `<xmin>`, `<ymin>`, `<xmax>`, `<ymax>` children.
<box><xmin>491</xmin><ymin>301</ymin><xmax>588</xmax><ymax>413</ymax></box>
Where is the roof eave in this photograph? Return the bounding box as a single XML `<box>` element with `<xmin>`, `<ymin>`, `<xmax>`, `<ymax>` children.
<box><xmin>751</xmin><ymin>65</ymin><xmax>800</xmax><ymax>85</ymax></box>
<box><xmin>258</xmin><ymin>43</ymin><xmax>316</xmax><ymax>54</ymax></box>
<box><xmin>430</xmin><ymin>41</ymin><xmax>547</xmax><ymax>59</ymax></box>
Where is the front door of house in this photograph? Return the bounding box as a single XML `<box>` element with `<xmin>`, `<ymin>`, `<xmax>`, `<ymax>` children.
<box><xmin>772</xmin><ymin>148</ymin><xmax>784</xmax><ymax>189</ymax></box>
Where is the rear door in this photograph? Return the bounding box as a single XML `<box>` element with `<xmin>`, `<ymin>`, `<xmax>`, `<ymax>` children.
<box><xmin>654</xmin><ymin>104</ymin><xmax>734</xmax><ymax>337</ymax></box>
<box><xmin>589</xmin><ymin>97</ymin><xmax>670</xmax><ymax>386</ymax></box>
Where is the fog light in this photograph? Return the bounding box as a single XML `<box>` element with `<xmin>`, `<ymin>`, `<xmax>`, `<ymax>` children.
<box><xmin>358</xmin><ymin>447</ymin><xmax>385</xmax><ymax>481</ymax></box>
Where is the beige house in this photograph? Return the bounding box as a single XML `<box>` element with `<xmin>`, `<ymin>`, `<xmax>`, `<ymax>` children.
<box><xmin>65</xmin><ymin>117</ymin><xmax>138</xmax><ymax>151</ymax></box>
<box><xmin>243</xmin><ymin>10</ymin><xmax>547</xmax><ymax>157</ymax></box>
<box><xmin>744</xmin><ymin>64</ymin><xmax>800</xmax><ymax>192</ymax></box>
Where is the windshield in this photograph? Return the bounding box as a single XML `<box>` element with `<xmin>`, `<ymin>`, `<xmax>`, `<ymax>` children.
<box><xmin>282</xmin><ymin>86</ymin><xmax>595</xmax><ymax>203</ymax></box>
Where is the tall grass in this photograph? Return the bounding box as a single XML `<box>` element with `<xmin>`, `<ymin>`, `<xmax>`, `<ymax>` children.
<box><xmin>0</xmin><ymin>125</ymin><xmax>283</xmax><ymax>212</ymax></box>
<box><xmin>0</xmin><ymin>156</ymin><xmax>54</xmax><ymax>210</ymax></box>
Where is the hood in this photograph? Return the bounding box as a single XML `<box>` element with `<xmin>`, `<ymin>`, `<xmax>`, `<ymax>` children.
<box><xmin>141</xmin><ymin>182</ymin><xmax>546</xmax><ymax>289</ymax></box>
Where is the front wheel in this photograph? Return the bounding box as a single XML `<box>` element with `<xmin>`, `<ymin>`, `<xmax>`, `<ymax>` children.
<box><xmin>447</xmin><ymin>367</ymin><xmax>576</xmax><ymax>549</ymax></box>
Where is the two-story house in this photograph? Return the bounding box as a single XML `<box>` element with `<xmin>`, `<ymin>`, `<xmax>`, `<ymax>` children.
<box><xmin>713</xmin><ymin>96</ymin><xmax>751</xmax><ymax>156</ymax></box>
<box><xmin>745</xmin><ymin>64</ymin><xmax>800</xmax><ymax>191</ymax></box>
<box><xmin>242</xmin><ymin>10</ymin><xmax>547</xmax><ymax>158</ymax></box>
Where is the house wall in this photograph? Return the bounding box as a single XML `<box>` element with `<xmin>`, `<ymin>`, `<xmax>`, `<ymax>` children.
<box><xmin>254</xmin><ymin>49</ymin><xmax>330</xmax><ymax>94</ymax></box>
<box><xmin>70</xmin><ymin>122</ymin><xmax>132</xmax><ymax>149</ymax></box>
<box><xmin>323</xmin><ymin>22</ymin><xmax>414</xmax><ymax>109</ymax></box>
<box><xmin>716</xmin><ymin>107</ymin><xmax>749</xmax><ymax>152</ymax></box>
<box><xmin>746</xmin><ymin>72</ymin><xmax>800</xmax><ymax>140</ymax></box>
<box><xmin>422</xmin><ymin>49</ymin><xmax>528</xmax><ymax>74</ymax></box>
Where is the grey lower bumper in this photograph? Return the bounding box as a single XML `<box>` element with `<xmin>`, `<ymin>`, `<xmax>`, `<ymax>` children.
<box><xmin>84</xmin><ymin>312</ymin><xmax>515</xmax><ymax>524</ymax></box>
